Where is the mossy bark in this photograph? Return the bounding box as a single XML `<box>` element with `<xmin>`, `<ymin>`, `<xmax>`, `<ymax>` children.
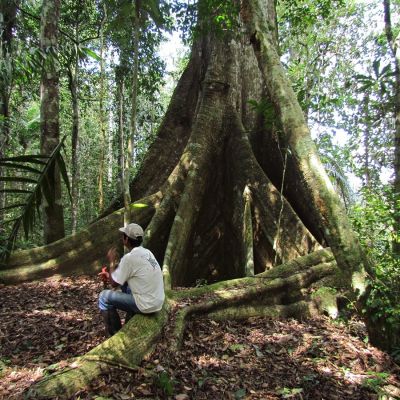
<box><xmin>241</xmin><ymin>0</ymin><xmax>371</xmax><ymax>291</ymax></box>
<box><xmin>0</xmin><ymin>195</ymin><xmax>159</xmax><ymax>283</ymax></box>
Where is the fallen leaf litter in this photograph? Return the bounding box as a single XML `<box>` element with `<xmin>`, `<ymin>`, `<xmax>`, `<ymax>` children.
<box><xmin>0</xmin><ymin>276</ymin><xmax>399</xmax><ymax>399</ymax></box>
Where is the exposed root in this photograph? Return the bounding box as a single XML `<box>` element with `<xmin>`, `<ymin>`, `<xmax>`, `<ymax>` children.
<box><xmin>207</xmin><ymin>300</ymin><xmax>318</xmax><ymax>320</ymax></box>
<box><xmin>165</xmin><ymin>248</ymin><xmax>338</xmax><ymax>352</ymax></box>
<box><xmin>26</xmin><ymin>249</ymin><xmax>339</xmax><ymax>399</ymax></box>
<box><xmin>243</xmin><ymin>186</ymin><xmax>255</xmax><ymax>276</ymax></box>
<box><xmin>0</xmin><ymin>194</ymin><xmax>160</xmax><ymax>284</ymax></box>
<box><xmin>27</xmin><ymin>304</ymin><xmax>170</xmax><ymax>399</ymax></box>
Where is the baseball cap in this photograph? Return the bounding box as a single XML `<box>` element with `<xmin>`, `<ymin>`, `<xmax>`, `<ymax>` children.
<box><xmin>119</xmin><ymin>223</ymin><xmax>144</xmax><ymax>239</ymax></box>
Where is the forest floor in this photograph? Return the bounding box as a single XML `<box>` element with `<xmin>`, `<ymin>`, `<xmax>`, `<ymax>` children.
<box><xmin>1</xmin><ymin>276</ymin><xmax>400</xmax><ymax>400</ymax></box>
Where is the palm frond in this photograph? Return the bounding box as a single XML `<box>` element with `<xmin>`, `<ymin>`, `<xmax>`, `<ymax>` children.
<box><xmin>0</xmin><ymin>203</ymin><xmax>26</xmax><ymax>212</ymax></box>
<box><xmin>0</xmin><ymin>189</ymin><xmax>33</xmax><ymax>194</ymax></box>
<box><xmin>0</xmin><ymin>155</ymin><xmax>48</xmax><ymax>163</ymax></box>
<box><xmin>0</xmin><ymin>177</ymin><xmax>38</xmax><ymax>184</ymax></box>
<box><xmin>0</xmin><ymin>162</ymin><xmax>42</xmax><ymax>174</ymax></box>
<box><xmin>320</xmin><ymin>154</ymin><xmax>354</xmax><ymax>208</ymax></box>
<box><xmin>0</xmin><ymin>136</ymin><xmax>70</xmax><ymax>267</ymax></box>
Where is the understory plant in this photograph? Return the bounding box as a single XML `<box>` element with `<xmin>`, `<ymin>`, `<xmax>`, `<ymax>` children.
<box><xmin>350</xmin><ymin>186</ymin><xmax>400</xmax><ymax>351</ymax></box>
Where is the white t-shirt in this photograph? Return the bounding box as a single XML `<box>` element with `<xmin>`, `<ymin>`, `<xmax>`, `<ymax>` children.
<box><xmin>111</xmin><ymin>246</ymin><xmax>165</xmax><ymax>313</ymax></box>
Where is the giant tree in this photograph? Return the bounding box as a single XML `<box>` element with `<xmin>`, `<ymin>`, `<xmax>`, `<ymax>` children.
<box><xmin>1</xmin><ymin>0</ymin><xmax>378</xmax><ymax>397</ymax></box>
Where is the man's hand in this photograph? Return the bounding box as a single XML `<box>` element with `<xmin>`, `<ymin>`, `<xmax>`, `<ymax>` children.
<box><xmin>98</xmin><ymin>266</ymin><xmax>110</xmax><ymax>285</ymax></box>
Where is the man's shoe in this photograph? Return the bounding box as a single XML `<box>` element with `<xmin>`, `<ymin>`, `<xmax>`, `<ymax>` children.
<box><xmin>101</xmin><ymin>309</ymin><xmax>122</xmax><ymax>337</ymax></box>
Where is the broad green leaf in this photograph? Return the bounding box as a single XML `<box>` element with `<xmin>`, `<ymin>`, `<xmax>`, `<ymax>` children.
<box><xmin>81</xmin><ymin>47</ymin><xmax>101</xmax><ymax>61</ymax></box>
<box><xmin>0</xmin><ymin>136</ymin><xmax>71</xmax><ymax>266</ymax></box>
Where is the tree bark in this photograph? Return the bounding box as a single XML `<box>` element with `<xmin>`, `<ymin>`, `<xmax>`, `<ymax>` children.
<box><xmin>98</xmin><ymin>5</ymin><xmax>107</xmax><ymax>213</ymax></box>
<box><xmin>40</xmin><ymin>0</ymin><xmax>65</xmax><ymax>244</ymax></box>
<box><xmin>241</xmin><ymin>0</ymin><xmax>370</xmax><ymax>290</ymax></box>
<box><xmin>0</xmin><ymin>1</ymin><xmax>18</xmax><ymax>232</ymax></box>
<box><xmin>68</xmin><ymin>49</ymin><xmax>80</xmax><ymax>234</ymax></box>
<box><xmin>118</xmin><ymin>75</ymin><xmax>125</xmax><ymax>195</ymax></box>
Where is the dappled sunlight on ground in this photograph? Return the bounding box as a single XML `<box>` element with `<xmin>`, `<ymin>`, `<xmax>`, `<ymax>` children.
<box><xmin>0</xmin><ymin>275</ymin><xmax>105</xmax><ymax>399</ymax></box>
<box><xmin>1</xmin><ymin>276</ymin><xmax>400</xmax><ymax>399</ymax></box>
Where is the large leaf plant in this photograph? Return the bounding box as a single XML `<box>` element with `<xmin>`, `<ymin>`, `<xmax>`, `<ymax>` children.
<box><xmin>0</xmin><ymin>137</ymin><xmax>71</xmax><ymax>267</ymax></box>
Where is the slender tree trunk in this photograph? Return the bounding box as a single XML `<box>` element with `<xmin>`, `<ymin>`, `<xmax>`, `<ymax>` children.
<box><xmin>123</xmin><ymin>0</ymin><xmax>140</xmax><ymax>226</ymax></box>
<box><xmin>98</xmin><ymin>6</ymin><xmax>107</xmax><ymax>213</ymax></box>
<box><xmin>118</xmin><ymin>75</ymin><xmax>125</xmax><ymax>199</ymax></box>
<box><xmin>68</xmin><ymin>58</ymin><xmax>80</xmax><ymax>234</ymax></box>
<box><xmin>40</xmin><ymin>0</ymin><xmax>65</xmax><ymax>244</ymax></box>
<box><xmin>0</xmin><ymin>1</ymin><xmax>18</xmax><ymax>232</ymax></box>
<box><xmin>362</xmin><ymin>92</ymin><xmax>371</xmax><ymax>188</ymax></box>
<box><xmin>383</xmin><ymin>0</ymin><xmax>400</xmax><ymax>255</ymax></box>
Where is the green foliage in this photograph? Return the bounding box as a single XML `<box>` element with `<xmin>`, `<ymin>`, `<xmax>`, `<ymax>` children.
<box><xmin>0</xmin><ymin>137</ymin><xmax>71</xmax><ymax>265</ymax></box>
<box><xmin>172</xmin><ymin>0</ymin><xmax>239</xmax><ymax>44</ymax></box>
<box><xmin>350</xmin><ymin>187</ymin><xmax>400</xmax><ymax>333</ymax></box>
<box><xmin>361</xmin><ymin>371</ymin><xmax>390</xmax><ymax>394</ymax></box>
<box><xmin>154</xmin><ymin>370</ymin><xmax>176</xmax><ymax>396</ymax></box>
<box><xmin>276</xmin><ymin>387</ymin><xmax>304</xmax><ymax>398</ymax></box>
<box><xmin>278</xmin><ymin>0</ymin><xmax>346</xmax><ymax>32</ymax></box>
<box><xmin>234</xmin><ymin>388</ymin><xmax>246</xmax><ymax>399</ymax></box>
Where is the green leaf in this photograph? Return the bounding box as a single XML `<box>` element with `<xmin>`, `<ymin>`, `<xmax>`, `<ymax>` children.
<box><xmin>372</xmin><ymin>58</ymin><xmax>380</xmax><ymax>78</ymax></box>
<box><xmin>132</xmin><ymin>203</ymin><xmax>148</xmax><ymax>208</ymax></box>
<box><xmin>0</xmin><ymin>189</ymin><xmax>33</xmax><ymax>194</ymax></box>
<box><xmin>0</xmin><ymin>203</ymin><xmax>26</xmax><ymax>212</ymax></box>
<box><xmin>56</xmin><ymin>153</ymin><xmax>72</xmax><ymax>202</ymax></box>
<box><xmin>229</xmin><ymin>343</ymin><xmax>244</xmax><ymax>352</ymax></box>
<box><xmin>0</xmin><ymin>136</ymin><xmax>71</xmax><ymax>266</ymax></box>
<box><xmin>0</xmin><ymin>177</ymin><xmax>38</xmax><ymax>184</ymax></box>
<box><xmin>0</xmin><ymin>162</ymin><xmax>42</xmax><ymax>174</ymax></box>
<box><xmin>0</xmin><ymin>155</ymin><xmax>48</xmax><ymax>164</ymax></box>
<box><xmin>81</xmin><ymin>47</ymin><xmax>101</xmax><ymax>61</ymax></box>
<box><xmin>234</xmin><ymin>388</ymin><xmax>246</xmax><ymax>399</ymax></box>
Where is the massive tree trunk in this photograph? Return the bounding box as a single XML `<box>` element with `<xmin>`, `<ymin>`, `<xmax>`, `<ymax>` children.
<box><xmin>1</xmin><ymin>0</ymin><xmax>374</xmax><ymax>396</ymax></box>
<box><xmin>39</xmin><ymin>0</ymin><xmax>65</xmax><ymax>244</ymax></box>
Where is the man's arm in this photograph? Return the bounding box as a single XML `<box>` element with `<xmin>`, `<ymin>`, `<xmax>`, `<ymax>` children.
<box><xmin>98</xmin><ymin>247</ymin><xmax>122</xmax><ymax>288</ymax></box>
<box><xmin>107</xmin><ymin>247</ymin><xmax>121</xmax><ymax>287</ymax></box>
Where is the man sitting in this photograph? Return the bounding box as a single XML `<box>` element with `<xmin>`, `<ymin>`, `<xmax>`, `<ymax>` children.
<box><xmin>98</xmin><ymin>223</ymin><xmax>165</xmax><ymax>336</ymax></box>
